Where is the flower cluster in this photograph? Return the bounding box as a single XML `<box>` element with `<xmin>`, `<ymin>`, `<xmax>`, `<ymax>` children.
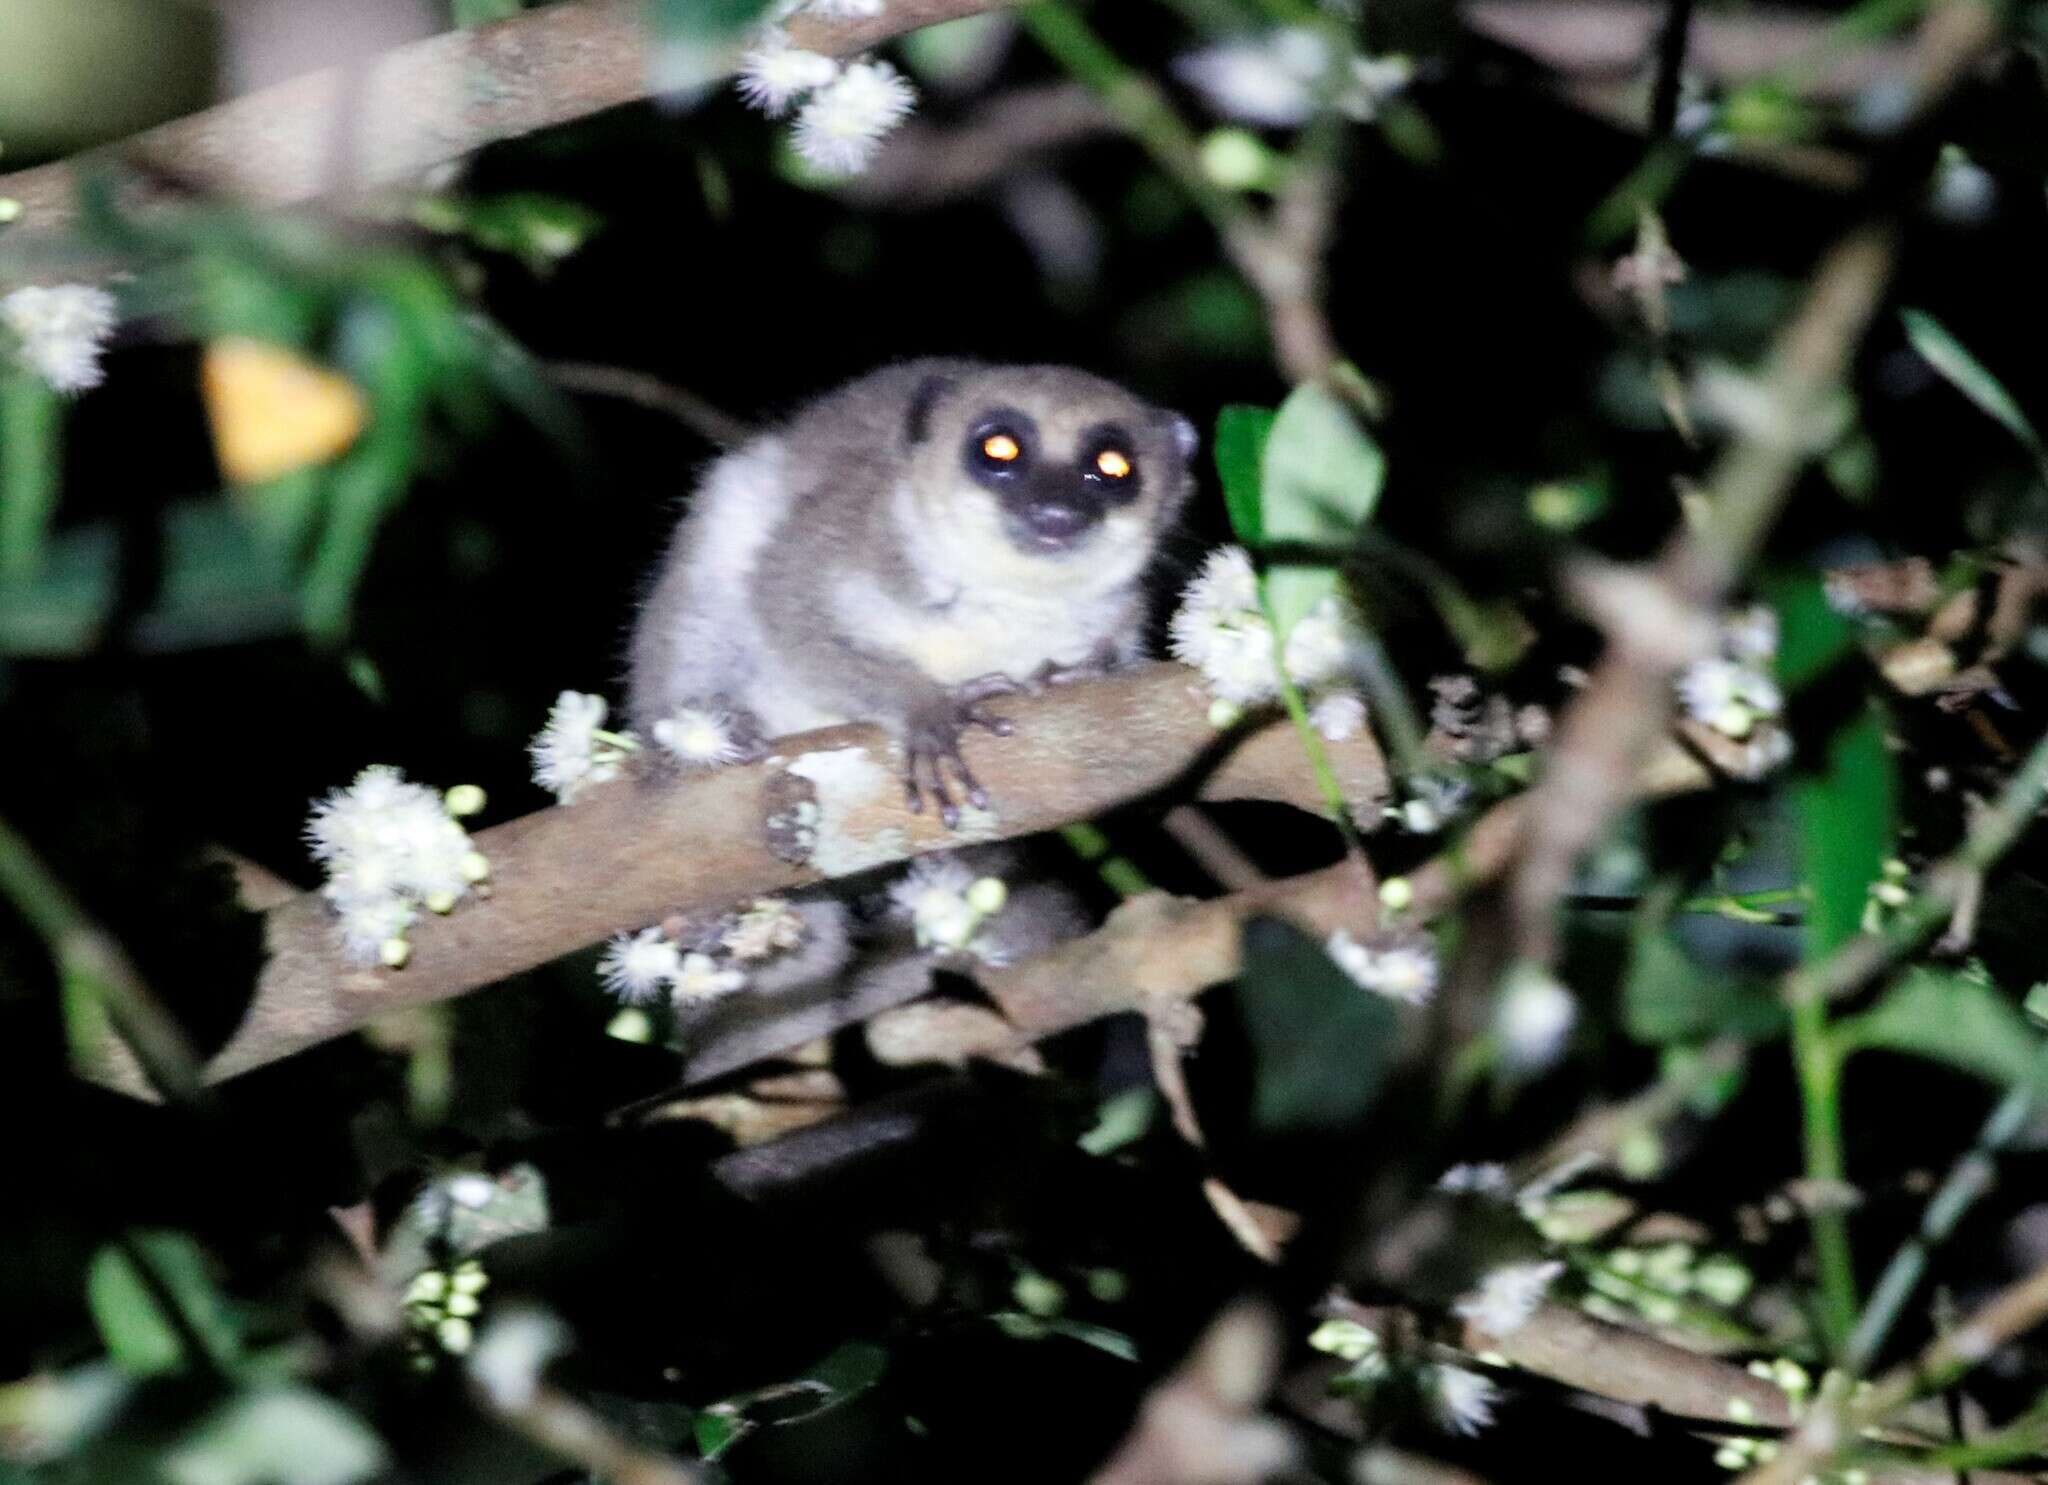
<box><xmin>307</xmin><ymin>767</ymin><xmax>490</xmax><ymax>965</ymax></box>
<box><xmin>735</xmin><ymin>10</ymin><xmax>917</xmax><ymax>178</ymax></box>
<box><xmin>1582</xmin><ymin>1241</ymin><xmax>1753</xmax><ymax>1331</ymax></box>
<box><xmin>597</xmin><ymin>926</ymin><xmax>747</xmax><ymax>1007</ymax></box>
<box><xmin>405</xmin><ymin>1259</ymin><xmax>490</xmax><ymax>1358</ymax></box>
<box><xmin>1326</xmin><ymin>930</ymin><xmax>1439</xmax><ymax>1005</ymax></box>
<box><xmin>1174</xmin><ymin>29</ymin><xmax>1414</xmax><ymax>129</ymax></box>
<box><xmin>890</xmin><ymin>856</ymin><xmax>1009</xmax><ymax>960</ymax></box>
<box><xmin>722</xmin><ymin>897</ymin><xmax>808</xmax><ymax>961</ymax></box>
<box><xmin>529</xmin><ymin>690</ymin><xmax>639</xmax><ymax>803</ymax></box>
<box><xmin>1168</xmin><ymin>546</ymin><xmax>1352</xmax><ymax>707</ymax></box>
<box><xmin>0</xmin><ymin>284</ymin><xmax>119</xmax><ymax>393</ymax></box>
<box><xmin>1676</xmin><ymin>605</ymin><xmax>1783</xmax><ymax>740</ymax></box>
<box><xmin>1307</xmin><ymin>1318</ymin><xmax>1501</xmax><ymax>1436</ymax></box>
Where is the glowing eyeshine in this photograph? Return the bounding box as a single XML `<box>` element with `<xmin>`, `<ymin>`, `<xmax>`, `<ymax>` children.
<box><xmin>1094</xmin><ymin>448</ymin><xmax>1131</xmax><ymax>479</ymax></box>
<box><xmin>792</xmin><ymin>60</ymin><xmax>917</xmax><ymax>176</ymax></box>
<box><xmin>982</xmin><ymin>432</ymin><xmax>1021</xmax><ymax>462</ymax></box>
<box><xmin>0</xmin><ymin>283</ymin><xmax>119</xmax><ymax>393</ymax></box>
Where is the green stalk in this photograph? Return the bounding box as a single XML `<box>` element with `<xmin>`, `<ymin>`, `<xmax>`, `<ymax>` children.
<box><xmin>0</xmin><ymin>368</ymin><xmax>61</xmax><ymax>586</ymax></box>
<box><xmin>1844</xmin><ymin>1083</ymin><xmax>2035</xmax><ymax>1374</ymax></box>
<box><xmin>1791</xmin><ymin>992</ymin><xmax>1858</xmax><ymax>1353</ymax></box>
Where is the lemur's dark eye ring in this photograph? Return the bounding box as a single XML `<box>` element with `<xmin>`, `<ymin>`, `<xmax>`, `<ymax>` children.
<box><xmin>1095</xmin><ymin>449</ymin><xmax>1133</xmax><ymax>479</ymax></box>
<box><xmin>981</xmin><ymin>433</ymin><xmax>1021</xmax><ymax>463</ymax></box>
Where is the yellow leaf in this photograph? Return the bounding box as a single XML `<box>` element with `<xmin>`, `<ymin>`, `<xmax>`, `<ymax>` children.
<box><xmin>202</xmin><ymin>338</ymin><xmax>365</xmax><ymax>485</ymax></box>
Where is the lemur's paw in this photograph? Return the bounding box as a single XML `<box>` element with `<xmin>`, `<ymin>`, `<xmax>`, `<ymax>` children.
<box><xmin>901</xmin><ymin>683</ymin><xmax>1015</xmax><ymax>827</ymax></box>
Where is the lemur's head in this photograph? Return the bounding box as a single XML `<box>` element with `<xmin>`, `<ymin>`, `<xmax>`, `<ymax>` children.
<box><xmin>900</xmin><ymin>363</ymin><xmax>1197</xmax><ymax>593</ymax></box>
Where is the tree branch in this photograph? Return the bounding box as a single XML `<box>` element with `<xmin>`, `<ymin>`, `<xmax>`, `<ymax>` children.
<box><xmin>88</xmin><ymin>662</ymin><xmax>1385</xmax><ymax>1098</ymax></box>
<box><xmin>0</xmin><ymin>0</ymin><xmax>1026</xmax><ymax>270</ymax></box>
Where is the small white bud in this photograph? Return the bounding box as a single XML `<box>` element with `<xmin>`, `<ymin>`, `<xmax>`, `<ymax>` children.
<box><xmin>967</xmin><ymin>877</ymin><xmax>1008</xmax><ymax>915</ymax></box>
<box><xmin>444</xmin><ymin>784</ymin><xmax>487</xmax><ymax>817</ymax></box>
<box><xmin>1378</xmin><ymin>876</ymin><xmax>1413</xmax><ymax>913</ymax></box>
<box><xmin>1207</xmin><ymin>697</ymin><xmax>1243</xmax><ymax>728</ymax></box>
<box><xmin>380</xmin><ymin>936</ymin><xmax>412</xmax><ymax>969</ymax></box>
<box><xmin>459</xmin><ymin>851</ymin><xmax>491</xmax><ymax>884</ymax></box>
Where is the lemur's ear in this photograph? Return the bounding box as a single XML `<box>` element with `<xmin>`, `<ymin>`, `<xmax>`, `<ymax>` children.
<box><xmin>905</xmin><ymin>374</ymin><xmax>954</xmax><ymax>447</ymax></box>
<box><xmin>1163</xmin><ymin>410</ymin><xmax>1199</xmax><ymax>463</ymax></box>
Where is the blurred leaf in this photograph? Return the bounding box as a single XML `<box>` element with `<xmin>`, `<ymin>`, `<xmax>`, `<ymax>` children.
<box><xmin>88</xmin><ymin>1233</ymin><xmax>240</xmax><ymax>1378</ymax></box>
<box><xmin>1234</xmin><ymin>916</ymin><xmax>1400</xmax><ymax>1137</ymax></box>
<box><xmin>650</xmin><ymin>0</ymin><xmax>777</xmax><ymax>94</ymax></box>
<box><xmin>453</xmin><ymin>0</ymin><xmax>524</xmax><ymax>23</ymax></box>
<box><xmin>1767</xmin><ymin>572</ymin><xmax>1854</xmax><ymax>692</ymax></box>
<box><xmin>1621</xmin><ymin>910</ymin><xmax>1785</xmax><ymax>1044</ymax></box>
<box><xmin>162</xmin><ymin>1388</ymin><xmax>385</xmax><ymax>1485</ymax></box>
<box><xmin>1837</xmin><ymin>967</ymin><xmax>2048</xmax><ymax>1088</ymax></box>
<box><xmin>0</xmin><ymin>1364</ymin><xmax>130</xmax><ymax>1461</ymax></box>
<box><xmin>410</xmin><ymin>192</ymin><xmax>602</xmax><ymax>275</ymax></box>
<box><xmin>0</xmin><ymin>369</ymin><xmax>61</xmax><ymax>587</ymax></box>
<box><xmin>992</xmin><ymin>1316</ymin><xmax>1138</xmax><ymax>1361</ymax></box>
<box><xmin>1079</xmin><ymin>1086</ymin><xmax>1157</xmax><ymax>1156</ymax></box>
<box><xmin>1796</xmin><ymin>710</ymin><xmax>1895</xmax><ymax>958</ymax></box>
<box><xmin>1901</xmin><ymin>308</ymin><xmax>2043</xmax><ymax>457</ymax></box>
<box><xmin>1260</xmin><ymin>381</ymin><xmax>1383</xmax><ymax>636</ymax></box>
<box><xmin>202</xmin><ymin>339</ymin><xmax>366</xmax><ymax>486</ymax></box>
<box><xmin>694</xmin><ymin>1408</ymin><xmax>746</xmax><ymax>1461</ymax></box>
<box><xmin>1213</xmin><ymin>404</ymin><xmax>1274</xmax><ymax>548</ymax></box>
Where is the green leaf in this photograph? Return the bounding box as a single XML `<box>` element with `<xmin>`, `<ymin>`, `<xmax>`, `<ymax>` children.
<box><xmin>87</xmin><ymin>1233</ymin><xmax>240</xmax><ymax>1378</ymax></box>
<box><xmin>694</xmin><ymin>1408</ymin><xmax>747</xmax><ymax>1461</ymax></box>
<box><xmin>1901</xmin><ymin>308</ymin><xmax>2043</xmax><ymax>457</ymax></box>
<box><xmin>0</xmin><ymin>369</ymin><xmax>62</xmax><ymax>588</ymax></box>
<box><xmin>1079</xmin><ymin>1086</ymin><xmax>1157</xmax><ymax>1156</ymax></box>
<box><xmin>1796</xmin><ymin>709</ymin><xmax>1895</xmax><ymax>959</ymax></box>
<box><xmin>650</xmin><ymin>0</ymin><xmax>778</xmax><ymax>94</ymax></box>
<box><xmin>1766</xmin><ymin>572</ymin><xmax>1854</xmax><ymax>692</ymax></box>
<box><xmin>1212</xmin><ymin>405</ymin><xmax>1274</xmax><ymax>548</ymax></box>
<box><xmin>1233</xmin><ymin>916</ymin><xmax>1401</xmax><ymax>1137</ymax></box>
<box><xmin>162</xmin><ymin>1388</ymin><xmax>386</xmax><ymax>1485</ymax></box>
<box><xmin>1837</xmin><ymin>968</ymin><xmax>2048</xmax><ymax>1089</ymax></box>
<box><xmin>1259</xmin><ymin>382</ymin><xmax>1384</xmax><ymax>635</ymax></box>
<box><xmin>1620</xmin><ymin>916</ymin><xmax>1785</xmax><ymax>1044</ymax></box>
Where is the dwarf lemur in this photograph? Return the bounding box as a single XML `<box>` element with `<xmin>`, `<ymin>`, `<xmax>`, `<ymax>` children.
<box><xmin>627</xmin><ymin>359</ymin><xmax>1198</xmax><ymax>821</ymax></box>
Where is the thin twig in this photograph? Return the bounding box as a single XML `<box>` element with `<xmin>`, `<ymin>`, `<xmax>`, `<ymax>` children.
<box><xmin>546</xmin><ymin>361</ymin><xmax>754</xmax><ymax>448</ymax></box>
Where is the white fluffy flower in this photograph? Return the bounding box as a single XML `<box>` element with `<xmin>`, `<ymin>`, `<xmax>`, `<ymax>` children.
<box><xmin>1722</xmin><ymin>604</ymin><xmax>1779</xmax><ymax>663</ymax></box>
<box><xmin>0</xmin><ymin>284</ymin><xmax>118</xmax><ymax>393</ymax></box>
<box><xmin>673</xmin><ymin>951</ymin><xmax>746</xmax><ymax>1002</ymax></box>
<box><xmin>530</xmin><ymin>690</ymin><xmax>636</xmax><ymax>803</ymax></box>
<box><xmin>1310</xmin><ymin>692</ymin><xmax>1367</xmax><ymax>741</ymax></box>
<box><xmin>598</xmin><ymin>927</ymin><xmax>684</xmax><ymax>1005</ymax></box>
<box><xmin>723</xmin><ymin>897</ymin><xmax>807</xmax><ymax>961</ymax></box>
<box><xmin>1453</xmin><ymin>1259</ymin><xmax>1564</xmax><ymax>1337</ymax></box>
<box><xmin>1326</xmin><ymin>931</ymin><xmax>1438</xmax><ymax>1005</ymax></box>
<box><xmin>308</xmin><ymin>765</ymin><xmax>482</xmax><ymax>963</ymax></box>
<box><xmin>736</xmin><ymin>30</ymin><xmax>839</xmax><ymax>115</ymax></box>
<box><xmin>1169</xmin><ymin>547</ymin><xmax>1279</xmax><ymax>703</ymax></box>
<box><xmin>1496</xmin><ymin>965</ymin><xmax>1576</xmax><ymax>1071</ymax></box>
<box><xmin>1174</xmin><ymin>28</ymin><xmax>1328</xmax><ymax>127</ymax></box>
<box><xmin>1175</xmin><ymin>31</ymin><xmax>1411</xmax><ymax>128</ymax></box>
<box><xmin>890</xmin><ymin>855</ymin><xmax>994</xmax><ymax>953</ymax></box>
<box><xmin>793</xmin><ymin>59</ymin><xmax>916</xmax><ymax>175</ymax></box>
<box><xmin>1428</xmin><ymin>1364</ymin><xmax>1501</xmax><ymax>1436</ymax></box>
<box><xmin>1342</xmin><ymin>53</ymin><xmax>1415</xmax><ymax>121</ymax></box>
<box><xmin>802</xmin><ymin>0</ymin><xmax>885</xmax><ymax>16</ymax></box>
<box><xmin>1676</xmin><ymin>657</ymin><xmax>1781</xmax><ymax>739</ymax></box>
<box><xmin>653</xmin><ymin>705</ymin><xmax>745</xmax><ymax>768</ymax></box>
<box><xmin>1282</xmin><ymin>597</ymin><xmax>1350</xmax><ymax>686</ymax></box>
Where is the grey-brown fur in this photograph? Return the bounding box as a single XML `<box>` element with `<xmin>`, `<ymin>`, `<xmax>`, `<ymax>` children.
<box><xmin>628</xmin><ymin>358</ymin><xmax>1196</xmax><ymax>821</ymax></box>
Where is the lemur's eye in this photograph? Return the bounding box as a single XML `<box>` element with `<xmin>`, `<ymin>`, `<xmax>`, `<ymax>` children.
<box><xmin>1095</xmin><ymin>448</ymin><xmax>1133</xmax><ymax>480</ymax></box>
<box><xmin>981</xmin><ymin>432</ymin><xmax>1021</xmax><ymax>463</ymax></box>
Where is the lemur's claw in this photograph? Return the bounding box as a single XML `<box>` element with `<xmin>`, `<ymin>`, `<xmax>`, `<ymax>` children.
<box><xmin>903</xmin><ymin>682</ymin><xmax>1015</xmax><ymax>826</ymax></box>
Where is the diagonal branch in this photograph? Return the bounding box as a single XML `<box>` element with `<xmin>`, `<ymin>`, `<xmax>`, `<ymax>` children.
<box><xmin>0</xmin><ymin>0</ymin><xmax>1026</xmax><ymax>269</ymax></box>
<box><xmin>89</xmin><ymin>662</ymin><xmax>1385</xmax><ymax>1098</ymax></box>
